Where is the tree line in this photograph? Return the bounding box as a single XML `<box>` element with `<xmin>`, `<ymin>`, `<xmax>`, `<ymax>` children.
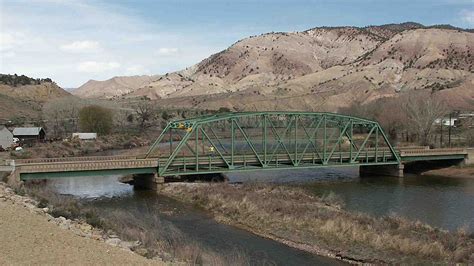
<box><xmin>40</xmin><ymin>97</ymin><xmax>220</xmax><ymax>138</ymax></box>
<box><xmin>339</xmin><ymin>92</ymin><xmax>473</xmax><ymax>147</ymax></box>
<box><xmin>0</xmin><ymin>74</ymin><xmax>53</xmax><ymax>87</ymax></box>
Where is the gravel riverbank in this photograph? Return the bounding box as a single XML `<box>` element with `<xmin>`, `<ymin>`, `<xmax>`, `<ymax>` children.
<box><xmin>0</xmin><ymin>182</ymin><xmax>162</xmax><ymax>265</ymax></box>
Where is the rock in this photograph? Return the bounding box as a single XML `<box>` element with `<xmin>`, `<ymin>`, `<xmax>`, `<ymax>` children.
<box><xmin>91</xmin><ymin>233</ymin><xmax>103</xmax><ymax>241</ymax></box>
<box><xmin>105</xmin><ymin>238</ymin><xmax>121</xmax><ymax>246</ymax></box>
<box><xmin>120</xmin><ymin>240</ymin><xmax>140</xmax><ymax>250</ymax></box>
<box><xmin>134</xmin><ymin>248</ymin><xmax>148</xmax><ymax>257</ymax></box>
<box><xmin>42</xmin><ymin>207</ymin><xmax>49</xmax><ymax>213</ymax></box>
<box><xmin>79</xmin><ymin>223</ymin><xmax>92</xmax><ymax>233</ymax></box>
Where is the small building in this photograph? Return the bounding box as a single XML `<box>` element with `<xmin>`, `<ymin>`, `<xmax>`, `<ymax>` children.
<box><xmin>13</xmin><ymin>127</ymin><xmax>46</xmax><ymax>141</ymax></box>
<box><xmin>72</xmin><ymin>133</ymin><xmax>97</xmax><ymax>140</ymax></box>
<box><xmin>0</xmin><ymin>126</ymin><xmax>13</xmax><ymax>150</ymax></box>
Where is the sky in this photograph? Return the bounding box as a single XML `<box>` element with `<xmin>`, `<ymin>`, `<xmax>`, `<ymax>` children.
<box><xmin>1</xmin><ymin>0</ymin><xmax>473</xmax><ymax>88</ymax></box>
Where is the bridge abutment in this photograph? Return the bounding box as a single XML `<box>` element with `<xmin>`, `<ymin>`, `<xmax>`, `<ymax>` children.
<box><xmin>464</xmin><ymin>148</ymin><xmax>474</xmax><ymax>166</ymax></box>
<box><xmin>360</xmin><ymin>164</ymin><xmax>404</xmax><ymax>178</ymax></box>
<box><xmin>133</xmin><ymin>173</ymin><xmax>165</xmax><ymax>191</ymax></box>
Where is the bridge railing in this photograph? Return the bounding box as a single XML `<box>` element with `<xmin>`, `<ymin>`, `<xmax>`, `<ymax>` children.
<box><xmin>400</xmin><ymin>148</ymin><xmax>467</xmax><ymax>156</ymax></box>
<box><xmin>15</xmin><ymin>155</ymin><xmax>137</xmax><ymax>165</ymax></box>
<box><xmin>17</xmin><ymin>158</ymin><xmax>158</xmax><ymax>173</ymax></box>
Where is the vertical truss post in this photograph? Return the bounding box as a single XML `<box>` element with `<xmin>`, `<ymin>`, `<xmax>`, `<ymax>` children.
<box><xmin>294</xmin><ymin>115</ymin><xmax>298</xmax><ymax>166</ymax></box>
<box><xmin>349</xmin><ymin>120</ymin><xmax>353</xmax><ymax>162</ymax></box>
<box><xmin>375</xmin><ymin>126</ymin><xmax>379</xmax><ymax>163</ymax></box>
<box><xmin>231</xmin><ymin>119</ymin><xmax>235</xmax><ymax>168</ymax></box>
<box><xmin>263</xmin><ymin>115</ymin><xmax>267</xmax><ymax>166</ymax></box>
<box><xmin>323</xmin><ymin>114</ymin><xmax>327</xmax><ymax>164</ymax></box>
<box><xmin>195</xmin><ymin>125</ymin><xmax>199</xmax><ymax>171</ymax></box>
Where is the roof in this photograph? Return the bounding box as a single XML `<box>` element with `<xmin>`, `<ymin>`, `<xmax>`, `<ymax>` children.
<box><xmin>13</xmin><ymin>127</ymin><xmax>44</xmax><ymax>136</ymax></box>
<box><xmin>0</xmin><ymin>126</ymin><xmax>12</xmax><ymax>134</ymax></box>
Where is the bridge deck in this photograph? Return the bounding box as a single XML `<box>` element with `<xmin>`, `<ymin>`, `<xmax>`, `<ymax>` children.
<box><xmin>12</xmin><ymin>148</ymin><xmax>467</xmax><ymax>180</ymax></box>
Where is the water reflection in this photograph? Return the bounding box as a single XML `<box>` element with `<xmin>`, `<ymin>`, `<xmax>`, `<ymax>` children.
<box><xmin>228</xmin><ymin>168</ymin><xmax>474</xmax><ymax>233</ymax></box>
<box><xmin>47</xmin><ymin>175</ymin><xmax>132</xmax><ymax>198</ymax></box>
<box><xmin>44</xmin><ymin>175</ymin><xmax>340</xmax><ymax>265</ymax></box>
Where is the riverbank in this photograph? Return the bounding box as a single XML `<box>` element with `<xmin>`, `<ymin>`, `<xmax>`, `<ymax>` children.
<box><xmin>0</xmin><ymin>182</ymin><xmax>161</xmax><ymax>265</ymax></box>
<box><xmin>423</xmin><ymin>165</ymin><xmax>474</xmax><ymax>179</ymax></box>
<box><xmin>160</xmin><ymin>182</ymin><xmax>474</xmax><ymax>264</ymax></box>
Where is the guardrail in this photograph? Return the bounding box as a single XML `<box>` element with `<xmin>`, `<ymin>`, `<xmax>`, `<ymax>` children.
<box><xmin>17</xmin><ymin>159</ymin><xmax>158</xmax><ymax>173</ymax></box>
<box><xmin>399</xmin><ymin>148</ymin><xmax>467</xmax><ymax>156</ymax></box>
<box><xmin>15</xmin><ymin>155</ymin><xmax>136</xmax><ymax>165</ymax></box>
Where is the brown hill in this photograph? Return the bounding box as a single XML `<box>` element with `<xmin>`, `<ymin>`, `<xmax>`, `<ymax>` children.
<box><xmin>72</xmin><ymin>75</ymin><xmax>158</xmax><ymax>99</ymax></box>
<box><xmin>0</xmin><ymin>74</ymin><xmax>70</xmax><ymax>120</ymax></box>
<box><xmin>73</xmin><ymin>23</ymin><xmax>474</xmax><ymax>111</ymax></box>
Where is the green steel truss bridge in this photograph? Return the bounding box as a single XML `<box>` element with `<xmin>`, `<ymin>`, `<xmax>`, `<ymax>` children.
<box><xmin>13</xmin><ymin>112</ymin><xmax>469</xmax><ymax>181</ymax></box>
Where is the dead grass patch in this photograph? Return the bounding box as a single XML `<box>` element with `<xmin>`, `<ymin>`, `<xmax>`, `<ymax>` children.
<box><xmin>161</xmin><ymin>182</ymin><xmax>474</xmax><ymax>264</ymax></box>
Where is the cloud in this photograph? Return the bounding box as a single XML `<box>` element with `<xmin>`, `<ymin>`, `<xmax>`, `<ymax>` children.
<box><xmin>156</xmin><ymin>47</ymin><xmax>179</xmax><ymax>55</ymax></box>
<box><xmin>0</xmin><ymin>32</ymin><xmax>26</xmax><ymax>51</ymax></box>
<box><xmin>460</xmin><ymin>9</ymin><xmax>474</xmax><ymax>26</ymax></box>
<box><xmin>77</xmin><ymin>61</ymin><xmax>120</xmax><ymax>73</ymax></box>
<box><xmin>60</xmin><ymin>40</ymin><xmax>101</xmax><ymax>52</ymax></box>
<box><xmin>125</xmin><ymin>65</ymin><xmax>150</xmax><ymax>75</ymax></box>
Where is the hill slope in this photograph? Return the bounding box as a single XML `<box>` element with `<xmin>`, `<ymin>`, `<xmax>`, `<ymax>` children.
<box><xmin>0</xmin><ymin>74</ymin><xmax>70</xmax><ymax>120</ymax></box>
<box><xmin>73</xmin><ymin>23</ymin><xmax>474</xmax><ymax>111</ymax></box>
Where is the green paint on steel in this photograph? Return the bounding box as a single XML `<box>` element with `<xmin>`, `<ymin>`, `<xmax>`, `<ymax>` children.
<box><xmin>401</xmin><ymin>155</ymin><xmax>466</xmax><ymax>162</ymax></box>
<box><xmin>24</xmin><ymin>112</ymin><xmax>462</xmax><ymax>180</ymax></box>
<box><xmin>145</xmin><ymin>111</ymin><xmax>401</xmax><ymax>177</ymax></box>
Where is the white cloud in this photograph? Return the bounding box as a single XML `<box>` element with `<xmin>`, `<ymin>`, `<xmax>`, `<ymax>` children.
<box><xmin>157</xmin><ymin>47</ymin><xmax>179</xmax><ymax>55</ymax></box>
<box><xmin>0</xmin><ymin>32</ymin><xmax>26</xmax><ymax>51</ymax></box>
<box><xmin>125</xmin><ymin>65</ymin><xmax>149</xmax><ymax>75</ymax></box>
<box><xmin>77</xmin><ymin>61</ymin><xmax>120</xmax><ymax>73</ymax></box>
<box><xmin>460</xmin><ymin>9</ymin><xmax>474</xmax><ymax>26</ymax></box>
<box><xmin>60</xmin><ymin>40</ymin><xmax>100</xmax><ymax>52</ymax></box>
<box><xmin>3</xmin><ymin>51</ymin><xmax>16</xmax><ymax>58</ymax></box>
<box><xmin>1</xmin><ymin>1</ymin><xmax>223</xmax><ymax>87</ymax></box>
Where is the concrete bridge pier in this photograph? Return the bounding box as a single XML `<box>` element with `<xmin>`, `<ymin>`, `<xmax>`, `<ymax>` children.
<box><xmin>133</xmin><ymin>173</ymin><xmax>165</xmax><ymax>191</ymax></box>
<box><xmin>359</xmin><ymin>164</ymin><xmax>404</xmax><ymax>178</ymax></box>
<box><xmin>464</xmin><ymin>148</ymin><xmax>474</xmax><ymax>165</ymax></box>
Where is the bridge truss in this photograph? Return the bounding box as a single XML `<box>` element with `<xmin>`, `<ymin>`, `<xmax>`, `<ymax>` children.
<box><xmin>145</xmin><ymin>112</ymin><xmax>401</xmax><ymax>177</ymax></box>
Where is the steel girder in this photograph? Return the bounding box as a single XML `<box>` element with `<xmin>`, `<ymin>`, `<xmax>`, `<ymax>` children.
<box><xmin>145</xmin><ymin>112</ymin><xmax>401</xmax><ymax>176</ymax></box>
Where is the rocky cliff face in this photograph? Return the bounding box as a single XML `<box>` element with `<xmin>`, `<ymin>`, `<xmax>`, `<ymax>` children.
<box><xmin>72</xmin><ymin>23</ymin><xmax>474</xmax><ymax>111</ymax></box>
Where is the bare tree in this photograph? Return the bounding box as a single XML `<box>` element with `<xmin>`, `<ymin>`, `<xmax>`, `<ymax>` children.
<box><xmin>134</xmin><ymin>101</ymin><xmax>156</xmax><ymax>131</ymax></box>
<box><xmin>42</xmin><ymin>96</ymin><xmax>84</xmax><ymax>138</ymax></box>
<box><xmin>403</xmin><ymin>93</ymin><xmax>447</xmax><ymax>146</ymax></box>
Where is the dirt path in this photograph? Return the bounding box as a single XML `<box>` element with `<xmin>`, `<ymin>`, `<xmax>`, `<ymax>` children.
<box><xmin>0</xmin><ymin>192</ymin><xmax>160</xmax><ymax>265</ymax></box>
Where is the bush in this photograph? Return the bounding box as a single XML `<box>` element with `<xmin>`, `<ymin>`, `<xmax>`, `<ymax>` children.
<box><xmin>79</xmin><ymin>105</ymin><xmax>113</xmax><ymax>135</ymax></box>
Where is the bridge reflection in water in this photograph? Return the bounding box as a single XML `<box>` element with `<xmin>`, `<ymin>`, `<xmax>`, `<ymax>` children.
<box><xmin>14</xmin><ymin>112</ymin><xmax>468</xmax><ymax>181</ymax></box>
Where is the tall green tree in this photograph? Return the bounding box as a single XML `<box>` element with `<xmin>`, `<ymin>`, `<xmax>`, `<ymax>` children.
<box><xmin>79</xmin><ymin>105</ymin><xmax>113</xmax><ymax>135</ymax></box>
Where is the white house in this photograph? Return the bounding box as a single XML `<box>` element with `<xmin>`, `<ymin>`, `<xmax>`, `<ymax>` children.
<box><xmin>72</xmin><ymin>133</ymin><xmax>97</xmax><ymax>140</ymax></box>
<box><xmin>0</xmin><ymin>126</ymin><xmax>13</xmax><ymax>150</ymax></box>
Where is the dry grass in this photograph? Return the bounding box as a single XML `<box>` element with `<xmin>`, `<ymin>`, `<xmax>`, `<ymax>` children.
<box><xmin>21</xmin><ymin>182</ymin><xmax>249</xmax><ymax>265</ymax></box>
<box><xmin>161</xmin><ymin>182</ymin><xmax>474</xmax><ymax>264</ymax></box>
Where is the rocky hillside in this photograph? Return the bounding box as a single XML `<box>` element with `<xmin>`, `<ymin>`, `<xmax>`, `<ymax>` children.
<box><xmin>73</xmin><ymin>75</ymin><xmax>158</xmax><ymax>99</ymax></box>
<box><xmin>0</xmin><ymin>74</ymin><xmax>70</xmax><ymax>120</ymax></box>
<box><xmin>73</xmin><ymin>23</ymin><xmax>474</xmax><ymax>111</ymax></box>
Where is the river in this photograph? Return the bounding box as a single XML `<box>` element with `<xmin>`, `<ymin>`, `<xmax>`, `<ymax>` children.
<box><xmin>228</xmin><ymin>167</ymin><xmax>474</xmax><ymax>233</ymax></box>
<box><xmin>42</xmin><ymin>166</ymin><xmax>474</xmax><ymax>265</ymax></box>
<box><xmin>45</xmin><ymin>175</ymin><xmax>341</xmax><ymax>265</ymax></box>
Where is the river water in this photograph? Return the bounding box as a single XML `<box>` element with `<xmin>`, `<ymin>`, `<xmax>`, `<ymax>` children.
<box><xmin>46</xmin><ymin>175</ymin><xmax>340</xmax><ymax>265</ymax></box>
<box><xmin>228</xmin><ymin>167</ymin><xmax>474</xmax><ymax>233</ymax></box>
<box><xmin>43</xmin><ymin>166</ymin><xmax>474</xmax><ymax>265</ymax></box>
